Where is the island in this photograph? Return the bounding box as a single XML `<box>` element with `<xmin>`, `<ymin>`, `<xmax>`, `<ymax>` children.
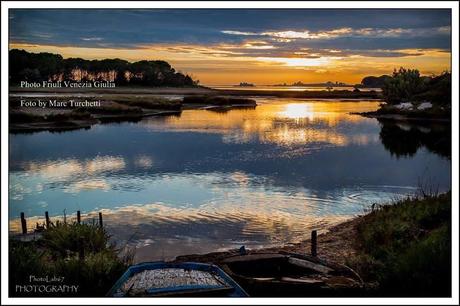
<box><xmin>353</xmin><ymin>68</ymin><xmax>451</xmax><ymax>122</ymax></box>
<box><xmin>237</xmin><ymin>82</ymin><xmax>255</xmax><ymax>87</ymax></box>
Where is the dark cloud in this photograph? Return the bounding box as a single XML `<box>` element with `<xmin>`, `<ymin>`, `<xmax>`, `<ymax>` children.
<box><xmin>9</xmin><ymin>9</ymin><xmax>451</xmax><ymax>54</ymax></box>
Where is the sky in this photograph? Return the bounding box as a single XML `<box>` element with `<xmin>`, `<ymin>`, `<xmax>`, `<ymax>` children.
<box><xmin>9</xmin><ymin>9</ymin><xmax>451</xmax><ymax>85</ymax></box>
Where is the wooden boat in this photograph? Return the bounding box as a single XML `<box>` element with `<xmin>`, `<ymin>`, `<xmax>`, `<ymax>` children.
<box><xmin>220</xmin><ymin>252</ymin><xmax>362</xmax><ymax>297</ymax></box>
<box><xmin>107</xmin><ymin>262</ymin><xmax>248</xmax><ymax>297</ymax></box>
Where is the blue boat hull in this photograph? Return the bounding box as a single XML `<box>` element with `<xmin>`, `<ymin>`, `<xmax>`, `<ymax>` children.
<box><xmin>107</xmin><ymin>261</ymin><xmax>249</xmax><ymax>297</ymax></box>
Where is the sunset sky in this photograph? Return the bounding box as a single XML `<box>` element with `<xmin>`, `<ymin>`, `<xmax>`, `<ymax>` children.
<box><xmin>9</xmin><ymin>9</ymin><xmax>451</xmax><ymax>85</ymax></box>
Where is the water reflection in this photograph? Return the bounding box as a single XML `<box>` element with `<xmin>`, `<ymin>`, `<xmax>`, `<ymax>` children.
<box><xmin>378</xmin><ymin>119</ymin><xmax>451</xmax><ymax>159</ymax></box>
<box><xmin>9</xmin><ymin>99</ymin><xmax>451</xmax><ymax>260</ymax></box>
<box><xmin>18</xmin><ymin>156</ymin><xmax>126</xmax><ymax>180</ymax></box>
<box><xmin>143</xmin><ymin>100</ymin><xmax>380</xmax><ymax>147</ymax></box>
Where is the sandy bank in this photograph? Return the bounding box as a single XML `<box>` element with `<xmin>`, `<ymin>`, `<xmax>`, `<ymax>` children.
<box><xmin>173</xmin><ymin>216</ymin><xmax>361</xmax><ymax>267</ymax></box>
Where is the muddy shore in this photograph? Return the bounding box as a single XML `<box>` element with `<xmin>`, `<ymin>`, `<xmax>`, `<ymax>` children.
<box><xmin>173</xmin><ymin>216</ymin><xmax>361</xmax><ymax>267</ymax></box>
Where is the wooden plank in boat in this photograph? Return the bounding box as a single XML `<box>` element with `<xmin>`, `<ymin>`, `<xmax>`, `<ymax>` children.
<box><xmin>252</xmin><ymin>277</ymin><xmax>276</xmax><ymax>281</ymax></box>
<box><xmin>119</xmin><ymin>268</ymin><xmax>228</xmax><ymax>295</ymax></box>
<box><xmin>223</xmin><ymin>253</ymin><xmax>286</xmax><ymax>263</ymax></box>
<box><xmin>281</xmin><ymin>277</ymin><xmax>325</xmax><ymax>284</ymax></box>
<box><xmin>288</xmin><ymin>257</ymin><xmax>334</xmax><ymax>274</ymax></box>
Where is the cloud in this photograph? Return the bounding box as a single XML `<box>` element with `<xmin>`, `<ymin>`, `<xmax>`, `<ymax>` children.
<box><xmin>137</xmin><ymin>40</ymin><xmax>431</xmax><ymax>60</ymax></box>
<box><xmin>9</xmin><ymin>9</ymin><xmax>451</xmax><ymax>51</ymax></box>
<box><xmin>222</xmin><ymin>26</ymin><xmax>451</xmax><ymax>40</ymax></box>
<box><xmin>81</xmin><ymin>37</ymin><xmax>103</xmax><ymax>41</ymax></box>
<box><xmin>221</xmin><ymin>30</ymin><xmax>258</xmax><ymax>36</ymax></box>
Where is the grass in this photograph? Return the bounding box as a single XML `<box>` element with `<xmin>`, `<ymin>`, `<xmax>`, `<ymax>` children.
<box><xmin>105</xmin><ymin>95</ymin><xmax>182</xmax><ymax>110</ymax></box>
<box><xmin>349</xmin><ymin>192</ymin><xmax>451</xmax><ymax>296</ymax></box>
<box><xmin>9</xmin><ymin>222</ymin><xmax>133</xmax><ymax>297</ymax></box>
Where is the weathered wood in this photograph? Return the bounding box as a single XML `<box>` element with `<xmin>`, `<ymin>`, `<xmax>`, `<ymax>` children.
<box><xmin>288</xmin><ymin>257</ymin><xmax>333</xmax><ymax>274</ymax></box>
<box><xmin>120</xmin><ymin>268</ymin><xmax>228</xmax><ymax>295</ymax></box>
<box><xmin>222</xmin><ymin>253</ymin><xmax>286</xmax><ymax>263</ymax></box>
<box><xmin>99</xmin><ymin>212</ymin><xmax>103</xmax><ymax>228</ymax></box>
<box><xmin>77</xmin><ymin>211</ymin><xmax>81</xmax><ymax>224</ymax></box>
<box><xmin>45</xmin><ymin>211</ymin><xmax>50</xmax><ymax>229</ymax></box>
<box><xmin>20</xmin><ymin>212</ymin><xmax>27</xmax><ymax>234</ymax></box>
<box><xmin>281</xmin><ymin>276</ymin><xmax>325</xmax><ymax>284</ymax></box>
<box><xmin>78</xmin><ymin>236</ymin><xmax>85</xmax><ymax>260</ymax></box>
<box><xmin>311</xmin><ymin>230</ymin><xmax>317</xmax><ymax>257</ymax></box>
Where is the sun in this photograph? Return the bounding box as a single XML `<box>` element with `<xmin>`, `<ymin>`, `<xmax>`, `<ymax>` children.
<box><xmin>278</xmin><ymin>103</ymin><xmax>315</xmax><ymax>120</ymax></box>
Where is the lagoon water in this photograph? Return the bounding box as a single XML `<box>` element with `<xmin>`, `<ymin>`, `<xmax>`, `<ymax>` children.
<box><xmin>9</xmin><ymin>99</ymin><xmax>451</xmax><ymax>261</ymax></box>
<box><xmin>208</xmin><ymin>85</ymin><xmax>381</xmax><ymax>92</ymax></box>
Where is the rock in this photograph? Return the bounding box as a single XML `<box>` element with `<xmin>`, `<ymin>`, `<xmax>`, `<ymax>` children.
<box><xmin>417</xmin><ymin>102</ymin><xmax>433</xmax><ymax>110</ymax></box>
<box><xmin>394</xmin><ymin>102</ymin><xmax>413</xmax><ymax>110</ymax></box>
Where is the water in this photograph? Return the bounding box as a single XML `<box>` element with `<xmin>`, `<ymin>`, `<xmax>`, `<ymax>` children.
<box><xmin>208</xmin><ymin>85</ymin><xmax>381</xmax><ymax>92</ymax></box>
<box><xmin>9</xmin><ymin>99</ymin><xmax>450</xmax><ymax>261</ymax></box>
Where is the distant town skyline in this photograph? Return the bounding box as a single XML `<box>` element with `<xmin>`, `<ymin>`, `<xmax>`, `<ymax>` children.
<box><xmin>9</xmin><ymin>9</ymin><xmax>451</xmax><ymax>85</ymax></box>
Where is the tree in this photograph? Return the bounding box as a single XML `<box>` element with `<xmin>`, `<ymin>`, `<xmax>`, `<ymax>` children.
<box><xmin>413</xmin><ymin>71</ymin><xmax>451</xmax><ymax>107</ymax></box>
<box><xmin>361</xmin><ymin>75</ymin><xmax>391</xmax><ymax>88</ymax></box>
<box><xmin>382</xmin><ymin>67</ymin><xmax>426</xmax><ymax>104</ymax></box>
<box><xmin>9</xmin><ymin>49</ymin><xmax>198</xmax><ymax>87</ymax></box>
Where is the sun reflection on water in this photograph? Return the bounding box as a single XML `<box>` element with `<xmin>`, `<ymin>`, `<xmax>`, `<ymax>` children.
<box><xmin>278</xmin><ymin>103</ymin><xmax>315</xmax><ymax>121</ymax></box>
<box><xmin>142</xmin><ymin>100</ymin><xmax>380</xmax><ymax>146</ymax></box>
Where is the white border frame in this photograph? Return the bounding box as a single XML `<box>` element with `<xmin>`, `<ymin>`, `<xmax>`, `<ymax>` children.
<box><xmin>1</xmin><ymin>1</ymin><xmax>459</xmax><ymax>305</ymax></box>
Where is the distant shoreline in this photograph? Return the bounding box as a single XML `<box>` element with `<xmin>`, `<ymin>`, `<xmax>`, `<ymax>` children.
<box><xmin>9</xmin><ymin>86</ymin><xmax>383</xmax><ymax>99</ymax></box>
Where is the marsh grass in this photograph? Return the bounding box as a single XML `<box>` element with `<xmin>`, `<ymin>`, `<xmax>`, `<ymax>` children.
<box><xmin>350</xmin><ymin>192</ymin><xmax>451</xmax><ymax>296</ymax></box>
<box><xmin>183</xmin><ymin>95</ymin><xmax>256</xmax><ymax>105</ymax></box>
<box><xmin>107</xmin><ymin>95</ymin><xmax>182</xmax><ymax>110</ymax></box>
<box><xmin>10</xmin><ymin>222</ymin><xmax>133</xmax><ymax>297</ymax></box>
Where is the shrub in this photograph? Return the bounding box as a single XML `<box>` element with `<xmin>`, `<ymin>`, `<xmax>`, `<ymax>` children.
<box><xmin>355</xmin><ymin>193</ymin><xmax>451</xmax><ymax>296</ymax></box>
<box><xmin>382</xmin><ymin>67</ymin><xmax>426</xmax><ymax>104</ymax></box>
<box><xmin>382</xmin><ymin>68</ymin><xmax>451</xmax><ymax>107</ymax></box>
<box><xmin>9</xmin><ymin>222</ymin><xmax>132</xmax><ymax>297</ymax></box>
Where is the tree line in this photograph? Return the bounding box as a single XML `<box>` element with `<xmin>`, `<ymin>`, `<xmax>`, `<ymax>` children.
<box><xmin>9</xmin><ymin>49</ymin><xmax>198</xmax><ymax>87</ymax></box>
<box><xmin>381</xmin><ymin>68</ymin><xmax>451</xmax><ymax>106</ymax></box>
<box><xmin>360</xmin><ymin>68</ymin><xmax>451</xmax><ymax>106</ymax></box>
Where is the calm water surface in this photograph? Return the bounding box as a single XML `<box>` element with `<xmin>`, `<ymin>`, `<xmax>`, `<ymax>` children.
<box><xmin>9</xmin><ymin>99</ymin><xmax>450</xmax><ymax>261</ymax></box>
<box><xmin>209</xmin><ymin>85</ymin><xmax>381</xmax><ymax>92</ymax></box>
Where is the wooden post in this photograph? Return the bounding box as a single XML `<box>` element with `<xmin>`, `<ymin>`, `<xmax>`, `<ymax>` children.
<box><xmin>20</xmin><ymin>212</ymin><xmax>27</xmax><ymax>234</ymax></box>
<box><xmin>45</xmin><ymin>211</ymin><xmax>50</xmax><ymax>229</ymax></box>
<box><xmin>78</xmin><ymin>236</ymin><xmax>85</xmax><ymax>260</ymax></box>
<box><xmin>98</xmin><ymin>212</ymin><xmax>103</xmax><ymax>228</ymax></box>
<box><xmin>77</xmin><ymin>211</ymin><xmax>81</xmax><ymax>224</ymax></box>
<box><xmin>311</xmin><ymin>230</ymin><xmax>317</xmax><ymax>257</ymax></box>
